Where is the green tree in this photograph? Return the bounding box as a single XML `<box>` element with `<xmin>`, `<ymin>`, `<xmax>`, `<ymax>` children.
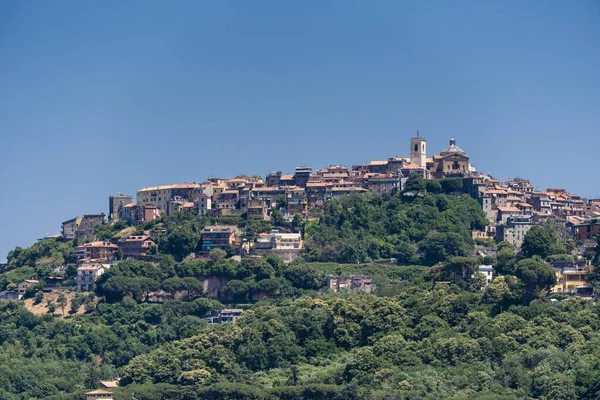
<box><xmin>271</xmin><ymin>209</ymin><xmax>285</xmax><ymax>226</ymax></box>
<box><xmin>403</xmin><ymin>174</ymin><xmax>426</xmax><ymax>193</ymax></box>
<box><xmin>514</xmin><ymin>258</ymin><xmax>556</xmax><ymax>304</ymax></box>
<box><xmin>34</xmin><ymin>291</ymin><xmax>44</xmax><ymax>305</ymax></box>
<box><xmin>57</xmin><ymin>293</ymin><xmax>67</xmax><ymax>316</ymax></box>
<box><xmin>426</xmin><ymin>180</ymin><xmax>443</xmax><ymax>194</ymax></box>
<box><xmin>209</xmin><ymin>248</ymin><xmax>227</xmax><ymax>261</ymax></box>
<box><xmin>521</xmin><ymin>225</ymin><xmax>554</xmax><ymax>259</ymax></box>
<box><xmin>276</xmin><ymin>194</ymin><xmax>287</xmax><ymax>210</ymax></box>
<box><xmin>161</xmin><ymin>224</ymin><xmax>201</xmax><ymax>260</ymax></box>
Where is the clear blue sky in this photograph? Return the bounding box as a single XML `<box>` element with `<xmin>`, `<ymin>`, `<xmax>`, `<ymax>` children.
<box><xmin>1</xmin><ymin>0</ymin><xmax>599</xmax><ymax>261</ymax></box>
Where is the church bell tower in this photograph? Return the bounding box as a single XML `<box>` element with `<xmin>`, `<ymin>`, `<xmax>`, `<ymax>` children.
<box><xmin>410</xmin><ymin>132</ymin><xmax>427</xmax><ymax>169</ymax></box>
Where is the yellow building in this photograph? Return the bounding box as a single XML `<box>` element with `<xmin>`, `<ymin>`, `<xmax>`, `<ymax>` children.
<box><xmin>550</xmin><ymin>264</ymin><xmax>592</xmax><ymax>294</ymax></box>
<box><xmin>137</xmin><ymin>183</ymin><xmax>199</xmax><ymax>213</ymax></box>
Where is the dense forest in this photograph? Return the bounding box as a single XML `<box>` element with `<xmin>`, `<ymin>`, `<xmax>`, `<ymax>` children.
<box><xmin>0</xmin><ymin>189</ymin><xmax>599</xmax><ymax>399</ymax></box>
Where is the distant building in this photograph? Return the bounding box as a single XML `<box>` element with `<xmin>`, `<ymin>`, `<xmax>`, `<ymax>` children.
<box><xmin>76</xmin><ymin>263</ymin><xmax>110</xmax><ymax>292</ymax></box>
<box><xmin>119</xmin><ymin>203</ymin><xmax>138</xmax><ymax>225</ymax></box>
<box><xmin>206</xmin><ymin>309</ymin><xmax>244</xmax><ymax>324</ymax></box>
<box><xmin>575</xmin><ymin>216</ymin><xmax>600</xmax><ymax>242</ymax></box>
<box><xmin>327</xmin><ymin>275</ymin><xmax>375</xmax><ymax>293</ymax></box>
<box><xmin>194</xmin><ymin>193</ymin><xmax>212</xmax><ymax>216</ymax></box>
<box><xmin>62</xmin><ymin>214</ymin><xmax>105</xmax><ymax>241</ymax></box>
<box><xmin>550</xmin><ymin>263</ymin><xmax>592</xmax><ymax>295</ymax></box>
<box><xmin>366</xmin><ymin>174</ymin><xmax>400</xmax><ymax>195</ymax></box>
<box><xmin>76</xmin><ymin>214</ymin><xmax>106</xmax><ymax>241</ymax></box>
<box><xmin>17</xmin><ymin>280</ymin><xmax>40</xmax><ymax>297</ymax></box>
<box><xmin>108</xmin><ymin>194</ymin><xmax>132</xmax><ymax>222</ymax></box>
<box><xmin>61</xmin><ymin>217</ymin><xmax>82</xmax><ymax>240</ymax></box>
<box><xmin>137</xmin><ymin>204</ymin><xmax>161</xmax><ymax>223</ymax></box>
<box><xmin>215</xmin><ymin>190</ymin><xmax>239</xmax><ymax>210</ymax></box>
<box><xmin>254</xmin><ymin>231</ymin><xmax>303</xmax><ymax>250</ymax></box>
<box><xmin>495</xmin><ymin>216</ymin><xmax>534</xmax><ymax>249</ymax></box>
<box><xmin>429</xmin><ymin>138</ymin><xmax>475</xmax><ymax>179</ymax></box>
<box><xmin>286</xmin><ymin>188</ymin><xmax>308</xmax><ymax>215</ymax></box>
<box><xmin>118</xmin><ymin>235</ymin><xmax>155</xmax><ymax>259</ymax></box>
<box><xmin>137</xmin><ymin>183</ymin><xmax>200</xmax><ymax>213</ymax></box>
<box><xmin>294</xmin><ymin>167</ymin><xmax>312</xmax><ymax>188</ymax></box>
<box><xmin>75</xmin><ymin>241</ymin><xmax>118</xmax><ymax>263</ymax></box>
<box><xmin>247</xmin><ymin>199</ymin><xmax>269</xmax><ymax>220</ymax></box>
<box><xmin>85</xmin><ymin>390</ymin><xmax>114</xmax><ymax>400</ymax></box>
<box><xmin>200</xmin><ymin>226</ymin><xmax>241</xmax><ymax>254</ymax></box>
<box><xmin>471</xmin><ymin>265</ymin><xmax>493</xmax><ymax>285</ymax></box>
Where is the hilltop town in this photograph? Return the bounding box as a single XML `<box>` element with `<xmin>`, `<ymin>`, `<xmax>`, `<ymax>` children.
<box><xmin>2</xmin><ymin>136</ymin><xmax>600</xmax><ymax>400</ymax></box>
<box><xmin>28</xmin><ymin>136</ymin><xmax>591</xmax><ymax>295</ymax></box>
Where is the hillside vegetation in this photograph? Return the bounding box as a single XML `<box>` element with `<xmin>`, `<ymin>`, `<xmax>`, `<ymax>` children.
<box><xmin>0</xmin><ymin>191</ymin><xmax>598</xmax><ymax>399</ymax></box>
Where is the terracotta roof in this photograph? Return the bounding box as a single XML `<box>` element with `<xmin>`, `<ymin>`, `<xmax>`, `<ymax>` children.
<box><xmin>280</xmin><ymin>175</ymin><xmax>294</xmax><ymax>180</ymax></box>
<box><xmin>402</xmin><ymin>163</ymin><xmax>423</xmax><ymax>169</ymax></box>
<box><xmin>138</xmin><ymin>183</ymin><xmax>198</xmax><ymax>192</ymax></box>
<box><xmin>171</xmin><ymin>183</ymin><xmax>199</xmax><ymax>189</ymax></box>
<box><xmin>77</xmin><ymin>264</ymin><xmax>105</xmax><ymax>271</ymax></box>
<box><xmin>99</xmin><ymin>380</ymin><xmax>119</xmax><ymax>388</ymax></box>
<box><xmin>516</xmin><ymin>203</ymin><xmax>533</xmax><ymax>208</ymax></box>
<box><xmin>306</xmin><ymin>182</ymin><xmax>328</xmax><ymax>188</ymax></box>
<box><xmin>119</xmin><ymin>235</ymin><xmax>152</xmax><ymax>243</ymax></box>
<box><xmin>497</xmin><ymin>206</ymin><xmax>521</xmax><ymax>213</ymax></box>
<box><xmin>77</xmin><ymin>241</ymin><xmax>118</xmax><ymax>249</ymax></box>
<box><xmin>85</xmin><ymin>390</ymin><xmax>114</xmax><ymax>395</ymax></box>
<box><xmin>369</xmin><ymin>160</ymin><xmax>388</xmax><ymax>166</ymax></box>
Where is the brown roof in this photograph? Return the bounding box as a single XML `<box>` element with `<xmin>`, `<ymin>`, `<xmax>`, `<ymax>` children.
<box><xmin>119</xmin><ymin>235</ymin><xmax>152</xmax><ymax>243</ymax></box>
<box><xmin>85</xmin><ymin>390</ymin><xmax>114</xmax><ymax>395</ymax></box>
<box><xmin>99</xmin><ymin>380</ymin><xmax>119</xmax><ymax>388</ymax></box>
<box><xmin>77</xmin><ymin>241</ymin><xmax>118</xmax><ymax>249</ymax></box>
<box><xmin>369</xmin><ymin>160</ymin><xmax>388</xmax><ymax>166</ymax></box>
<box><xmin>202</xmin><ymin>225</ymin><xmax>240</xmax><ymax>233</ymax></box>
<box><xmin>402</xmin><ymin>163</ymin><xmax>423</xmax><ymax>169</ymax></box>
<box><xmin>77</xmin><ymin>264</ymin><xmax>105</xmax><ymax>271</ymax></box>
<box><xmin>497</xmin><ymin>206</ymin><xmax>521</xmax><ymax>213</ymax></box>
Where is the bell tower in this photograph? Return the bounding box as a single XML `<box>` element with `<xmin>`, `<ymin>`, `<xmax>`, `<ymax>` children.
<box><xmin>410</xmin><ymin>132</ymin><xmax>427</xmax><ymax>169</ymax></box>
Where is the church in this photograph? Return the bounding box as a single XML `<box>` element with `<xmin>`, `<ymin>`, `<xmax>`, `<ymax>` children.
<box><xmin>407</xmin><ymin>136</ymin><xmax>475</xmax><ymax>179</ymax></box>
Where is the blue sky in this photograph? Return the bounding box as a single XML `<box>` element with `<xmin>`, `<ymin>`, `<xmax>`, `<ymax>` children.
<box><xmin>0</xmin><ymin>1</ymin><xmax>599</xmax><ymax>261</ymax></box>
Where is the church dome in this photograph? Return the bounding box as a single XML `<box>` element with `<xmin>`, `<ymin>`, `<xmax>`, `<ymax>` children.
<box><xmin>440</xmin><ymin>138</ymin><xmax>466</xmax><ymax>156</ymax></box>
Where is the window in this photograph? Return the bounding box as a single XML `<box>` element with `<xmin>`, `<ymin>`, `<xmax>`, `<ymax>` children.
<box><xmin>414</xmin><ymin>144</ymin><xmax>418</xmax><ymax>152</ymax></box>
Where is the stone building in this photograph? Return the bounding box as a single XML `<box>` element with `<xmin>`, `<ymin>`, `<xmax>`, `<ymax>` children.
<box><xmin>108</xmin><ymin>194</ymin><xmax>132</xmax><ymax>222</ymax></box>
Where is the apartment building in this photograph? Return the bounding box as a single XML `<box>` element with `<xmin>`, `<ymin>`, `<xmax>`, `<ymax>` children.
<box><xmin>76</xmin><ymin>263</ymin><xmax>110</xmax><ymax>292</ymax></box>
<box><xmin>75</xmin><ymin>241</ymin><xmax>118</xmax><ymax>263</ymax></box>
<box><xmin>137</xmin><ymin>183</ymin><xmax>200</xmax><ymax>213</ymax></box>
<box><xmin>200</xmin><ymin>225</ymin><xmax>241</xmax><ymax>254</ymax></box>
<box><xmin>118</xmin><ymin>235</ymin><xmax>155</xmax><ymax>259</ymax></box>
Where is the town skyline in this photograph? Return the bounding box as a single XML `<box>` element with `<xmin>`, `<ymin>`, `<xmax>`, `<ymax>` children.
<box><xmin>2</xmin><ymin>132</ymin><xmax>600</xmax><ymax>263</ymax></box>
<box><xmin>1</xmin><ymin>1</ymin><xmax>599</xmax><ymax>261</ymax></box>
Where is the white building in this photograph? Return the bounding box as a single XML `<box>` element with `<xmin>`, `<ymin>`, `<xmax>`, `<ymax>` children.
<box><xmin>76</xmin><ymin>263</ymin><xmax>110</xmax><ymax>292</ymax></box>
<box><xmin>472</xmin><ymin>265</ymin><xmax>494</xmax><ymax>285</ymax></box>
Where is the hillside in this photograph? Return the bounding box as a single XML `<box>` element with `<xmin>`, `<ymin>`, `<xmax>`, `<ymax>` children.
<box><xmin>0</xmin><ymin>191</ymin><xmax>597</xmax><ymax>400</ymax></box>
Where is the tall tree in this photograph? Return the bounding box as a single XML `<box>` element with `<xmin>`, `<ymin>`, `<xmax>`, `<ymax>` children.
<box><xmin>514</xmin><ymin>258</ymin><xmax>556</xmax><ymax>304</ymax></box>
